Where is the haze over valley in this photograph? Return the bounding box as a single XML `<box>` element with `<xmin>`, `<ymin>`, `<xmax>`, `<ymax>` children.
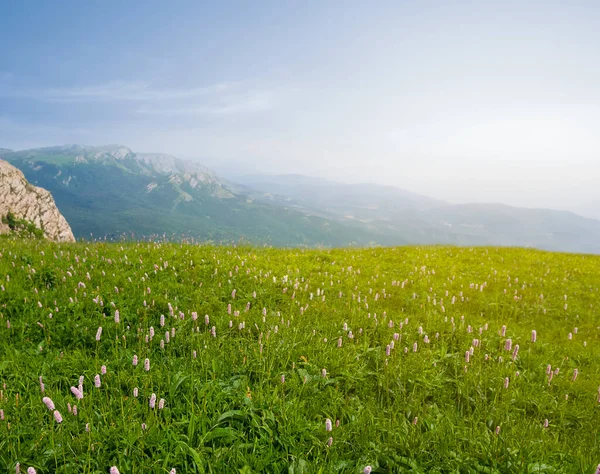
<box><xmin>2</xmin><ymin>144</ymin><xmax>600</xmax><ymax>253</ymax></box>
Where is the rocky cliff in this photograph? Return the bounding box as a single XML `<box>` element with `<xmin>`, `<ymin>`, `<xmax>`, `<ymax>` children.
<box><xmin>0</xmin><ymin>159</ymin><xmax>75</xmax><ymax>242</ymax></box>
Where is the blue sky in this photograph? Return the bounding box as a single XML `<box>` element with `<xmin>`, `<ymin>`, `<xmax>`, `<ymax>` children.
<box><xmin>1</xmin><ymin>1</ymin><xmax>600</xmax><ymax>217</ymax></box>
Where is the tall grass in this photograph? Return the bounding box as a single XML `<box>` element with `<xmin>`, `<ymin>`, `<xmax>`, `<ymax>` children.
<box><xmin>0</xmin><ymin>240</ymin><xmax>599</xmax><ymax>473</ymax></box>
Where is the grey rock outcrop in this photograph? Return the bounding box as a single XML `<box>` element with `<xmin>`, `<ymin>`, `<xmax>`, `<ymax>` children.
<box><xmin>0</xmin><ymin>159</ymin><xmax>75</xmax><ymax>242</ymax></box>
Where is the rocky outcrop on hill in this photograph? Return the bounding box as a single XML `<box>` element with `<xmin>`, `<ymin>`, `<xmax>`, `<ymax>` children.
<box><xmin>0</xmin><ymin>159</ymin><xmax>75</xmax><ymax>242</ymax></box>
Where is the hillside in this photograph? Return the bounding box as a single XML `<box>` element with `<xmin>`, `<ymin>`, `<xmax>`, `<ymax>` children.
<box><xmin>0</xmin><ymin>240</ymin><xmax>599</xmax><ymax>472</ymax></box>
<box><xmin>3</xmin><ymin>145</ymin><xmax>600</xmax><ymax>253</ymax></box>
<box><xmin>0</xmin><ymin>146</ymin><xmax>377</xmax><ymax>246</ymax></box>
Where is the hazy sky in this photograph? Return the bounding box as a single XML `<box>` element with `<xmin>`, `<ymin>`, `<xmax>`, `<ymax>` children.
<box><xmin>1</xmin><ymin>1</ymin><xmax>599</xmax><ymax>218</ymax></box>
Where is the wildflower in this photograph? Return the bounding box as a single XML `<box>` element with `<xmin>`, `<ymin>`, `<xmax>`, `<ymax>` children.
<box><xmin>149</xmin><ymin>393</ymin><xmax>156</xmax><ymax>409</ymax></box>
<box><xmin>281</xmin><ymin>374</ymin><xmax>285</xmax><ymax>384</ymax></box>
<box><xmin>133</xmin><ymin>387</ymin><xmax>138</xmax><ymax>397</ymax></box>
<box><xmin>364</xmin><ymin>467</ymin><xmax>372</xmax><ymax>474</ymax></box>
<box><xmin>321</xmin><ymin>368</ymin><xmax>327</xmax><ymax>378</ymax></box>
<box><xmin>572</xmin><ymin>369</ymin><xmax>578</xmax><ymax>381</ymax></box>
<box><xmin>39</xmin><ymin>376</ymin><xmax>44</xmax><ymax>393</ymax></box>
<box><xmin>531</xmin><ymin>330</ymin><xmax>537</xmax><ymax>343</ymax></box>
<box><xmin>70</xmin><ymin>386</ymin><xmax>83</xmax><ymax>400</ymax></box>
<box><xmin>170</xmin><ymin>470</ymin><xmax>176</xmax><ymax>474</ymax></box>
<box><xmin>465</xmin><ymin>351</ymin><xmax>470</xmax><ymax>363</ymax></box>
<box><xmin>413</xmin><ymin>342</ymin><xmax>418</xmax><ymax>352</ymax></box>
<box><xmin>412</xmin><ymin>416</ymin><xmax>418</xmax><ymax>425</ymax></box>
<box><xmin>326</xmin><ymin>436</ymin><xmax>333</xmax><ymax>447</ymax></box>
<box><xmin>101</xmin><ymin>365</ymin><xmax>107</xmax><ymax>375</ymax></box>
<box><xmin>144</xmin><ymin>358</ymin><xmax>150</xmax><ymax>371</ymax></box>
<box><xmin>94</xmin><ymin>374</ymin><xmax>101</xmax><ymax>388</ymax></box>
<box><xmin>543</xmin><ymin>419</ymin><xmax>549</xmax><ymax>428</ymax></box>
<box><xmin>159</xmin><ymin>399</ymin><xmax>165</xmax><ymax>410</ymax></box>
<box><xmin>27</xmin><ymin>468</ymin><xmax>36</xmax><ymax>474</ymax></box>
<box><xmin>546</xmin><ymin>364</ymin><xmax>552</xmax><ymax>375</ymax></box>
<box><xmin>133</xmin><ymin>355</ymin><xmax>138</xmax><ymax>366</ymax></box>
<box><xmin>504</xmin><ymin>377</ymin><xmax>509</xmax><ymax>389</ymax></box>
<box><xmin>141</xmin><ymin>423</ymin><xmax>146</xmax><ymax>430</ymax></box>
<box><xmin>386</xmin><ymin>345</ymin><xmax>391</xmax><ymax>357</ymax></box>
<box><xmin>495</xmin><ymin>425</ymin><xmax>501</xmax><ymax>435</ymax></box>
<box><xmin>337</xmin><ymin>337</ymin><xmax>342</xmax><ymax>348</ymax></box>
<box><xmin>512</xmin><ymin>344</ymin><xmax>519</xmax><ymax>361</ymax></box>
<box><xmin>505</xmin><ymin>339</ymin><xmax>512</xmax><ymax>351</ymax></box>
<box><xmin>73</xmin><ymin>405</ymin><xmax>78</xmax><ymax>416</ymax></box>
<box><xmin>325</xmin><ymin>418</ymin><xmax>332</xmax><ymax>431</ymax></box>
<box><xmin>42</xmin><ymin>396</ymin><xmax>55</xmax><ymax>410</ymax></box>
<box><xmin>53</xmin><ymin>410</ymin><xmax>63</xmax><ymax>423</ymax></box>
<box><xmin>114</xmin><ymin>310</ymin><xmax>120</xmax><ymax>323</ymax></box>
<box><xmin>110</xmin><ymin>468</ymin><xmax>120</xmax><ymax>474</ymax></box>
<box><xmin>86</xmin><ymin>423</ymin><xmax>90</xmax><ymax>432</ymax></box>
<box><xmin>95</xmin><ymin>326</ymin><xmax>102</xmax><ymax>341</ymax></box>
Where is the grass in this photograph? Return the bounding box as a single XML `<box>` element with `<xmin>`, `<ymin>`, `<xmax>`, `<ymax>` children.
<box><xmin>0</xmin><ymin>239</ymin><xmax>599</xmax><ymax>473</ymax></box>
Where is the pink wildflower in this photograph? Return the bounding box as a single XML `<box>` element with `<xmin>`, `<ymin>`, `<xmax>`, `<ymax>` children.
<box><xmin>70</xmin><ymin>386</ymin><xmax>83</xmax><ymax>400</ymax></box>
<box><xmin>53</xmin><ymin>410</ymin><xmax>63</xmax><ymax>423</ymax></box>
<box><xmin>42</xmin><ymin>397</ymin><xmax>55</xmax><ymax>410</ymax></box>
<box><xmin>95</xmin><ymin>327</ymin><xmax>102</xmax><ymax>341</ymax></box>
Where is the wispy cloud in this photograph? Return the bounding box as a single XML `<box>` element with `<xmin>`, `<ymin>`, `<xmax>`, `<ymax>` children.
<box><xmin>136</xmin><ymin>90</ymin><xmax>275</xmax><ymax>116</ymax></box>
<box><xmin>0</xmin><ymin>115</ymin><xmax>95</xmax><ymax>150</ymax></box>
<box><xmin>3</xmin><ymin>80</ymin><xmax>239</xmax><ymax>103</ymax></box>
<box><xmin>0</xmin><ymin>77</ymin><xmax>283</xmax><ymax>117</ymax></box>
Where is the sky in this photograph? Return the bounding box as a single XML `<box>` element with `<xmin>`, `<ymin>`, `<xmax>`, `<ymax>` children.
<box><xmin>1</xmin><ymin>1</ymin><xmax>599</xmax><ymax>218</ymax></box>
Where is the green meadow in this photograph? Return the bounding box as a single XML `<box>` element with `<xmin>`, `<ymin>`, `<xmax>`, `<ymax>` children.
<box><xmin>0</xmin><ymin>239</ymin><xmax>599</xmax><ymax>473</ymax></box>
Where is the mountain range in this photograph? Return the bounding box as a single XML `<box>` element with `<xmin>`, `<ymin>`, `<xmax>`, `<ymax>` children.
<box><xmin>2</xmin><ymin>144</ymin><xmax>599</xmax><ymax>253</ymax></box>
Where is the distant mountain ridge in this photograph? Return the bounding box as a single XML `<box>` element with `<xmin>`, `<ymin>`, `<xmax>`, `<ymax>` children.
<box><xmin>0</xmin><ymin>145</ymin><xmax>377</xmax><ymax>246</ymax></box>
<box><xmin>232</xmin><ymin>172</ymin><xmax>600</xmax><ymax>254</ymax></box>
<box><xmin>2</xmin><ymin>144</ymin><xmax>600</xmax><ymax>253</ymax></box>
